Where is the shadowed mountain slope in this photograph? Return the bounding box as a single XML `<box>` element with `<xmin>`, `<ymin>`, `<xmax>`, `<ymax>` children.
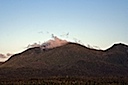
<box><xmin>0</xmin><ymin>42</ymin><xmax>128</xmax><ymax>78</ymax></box>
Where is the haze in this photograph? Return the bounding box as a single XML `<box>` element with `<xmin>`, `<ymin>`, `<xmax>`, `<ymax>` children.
<box><xmin>0</xmin><ymin>0</ymin><xmax>128</xmax><ymax>55</ymax></box>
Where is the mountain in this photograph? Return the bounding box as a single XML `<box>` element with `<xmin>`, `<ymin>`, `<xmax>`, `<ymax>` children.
<box><xmin>0</xmin><ymin>42</ymin><xmax>128</xmax><ymax>79</ymax></box>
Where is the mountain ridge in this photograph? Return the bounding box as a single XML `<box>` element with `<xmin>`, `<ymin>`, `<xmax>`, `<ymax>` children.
<box><xmin>0</xmin><ymin>42</ymin><xmax>128</xmax><ymax>78</ymax></box>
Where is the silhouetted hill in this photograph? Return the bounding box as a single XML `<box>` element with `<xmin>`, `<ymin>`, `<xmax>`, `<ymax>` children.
<box><xmin>0</xmin><ymin>42</ymin><xmax>128</xmax><ymax>79</ymax></box>
<box><xmin>106</xmin><ymin>43</ymin><xmax>128</xmax><ymax>52</ymax></box>
<box><xmin>103</xmin><ymin>43</ymin><xmax>128</xmax><ymax>68</ymax></box>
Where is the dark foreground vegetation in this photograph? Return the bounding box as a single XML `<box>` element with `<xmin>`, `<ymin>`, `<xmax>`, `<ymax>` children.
<box><xmin>0</xmin><ymin>77</ymin><xmax>128</xmax><ymax>85</ymax></box>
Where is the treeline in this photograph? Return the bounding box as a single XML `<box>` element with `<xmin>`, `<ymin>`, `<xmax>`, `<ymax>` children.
<box><xmin>0</xmin><ymin>77</ymin><xmax>128</xmax><ymax>85</ymax></box>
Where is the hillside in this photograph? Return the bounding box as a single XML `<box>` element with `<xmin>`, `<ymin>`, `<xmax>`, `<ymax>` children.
<box><xmin>0</xmin><ymin>42</ymin><xmax>128</xmax><ymax>79</ymax></box>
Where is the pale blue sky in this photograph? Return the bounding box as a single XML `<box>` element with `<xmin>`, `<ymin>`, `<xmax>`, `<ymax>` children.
<box><xmin>0</xmin><ymin>0</ymin><xmax>128</xmax><ymax>54</ymax></box>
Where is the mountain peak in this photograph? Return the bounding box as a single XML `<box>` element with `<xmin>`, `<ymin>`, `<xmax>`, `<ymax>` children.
<box><xmin>113</xmin><ymin>43</ymin><xmax>128</xmax><ymax>47</ymax></box>
<box><xmin>106</xmin><ymin>43</ymin><xmax>128</xmax><ymax>52</ymax></box>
